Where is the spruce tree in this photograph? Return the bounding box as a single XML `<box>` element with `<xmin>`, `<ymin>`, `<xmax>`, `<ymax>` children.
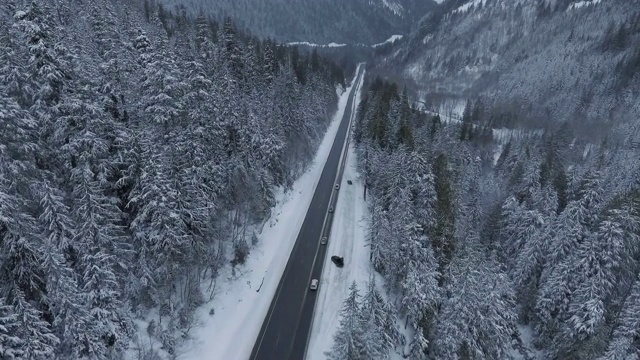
<box><xmin>326</xmin><ymin>282</ymin><xmax>366</xmax><ymax>360</ymax></box>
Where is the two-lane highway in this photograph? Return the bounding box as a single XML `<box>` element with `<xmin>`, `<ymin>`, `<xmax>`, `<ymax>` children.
<box><xmin>250</xmin><ymin>65</ymin><xmax>365</xmax><ymax>360</ymax></box>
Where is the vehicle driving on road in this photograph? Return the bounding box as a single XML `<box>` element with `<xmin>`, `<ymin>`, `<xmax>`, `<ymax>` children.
<box><xmin>310</xmin><ymin>279</ymin><xmax>319</xmax><ymax>290</ymax></box>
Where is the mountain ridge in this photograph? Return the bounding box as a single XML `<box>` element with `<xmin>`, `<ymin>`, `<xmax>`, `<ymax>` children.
<box><xmin>379</xmin><ymin>0</ymin><xmax>640</xmax><ymax>125</ymax></box>
<box><xmin>156</xmin><ymin>0</ymin><xmax>437</xmax><ymax>44</ymax></box>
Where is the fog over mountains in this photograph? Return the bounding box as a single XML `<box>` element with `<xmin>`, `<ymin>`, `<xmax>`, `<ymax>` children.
<box><xmin>157</xmin><ymin>0</ymin><xmax>437</xmax><ymax>44</ymax></box>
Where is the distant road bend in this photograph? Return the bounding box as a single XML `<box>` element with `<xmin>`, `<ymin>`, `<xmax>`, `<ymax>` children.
<box><xmin>249</xmin><ymin>65</ymin><xmax>365</xmax><ymax>360</ymax></box>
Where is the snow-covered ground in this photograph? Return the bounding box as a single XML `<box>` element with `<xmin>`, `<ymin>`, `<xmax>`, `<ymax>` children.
<box><xmin>138</xmin><ymin>66</ymin><xmax>364</xmax><ymax>360</ymax></box>
<box><xmin>287</xmin><ymin>41</ymin><xmax>347</xmax><ymax>48</ymax></box>
<box><xmin>372</xmin><ymin>35</ymin><xmax>403</xmax><ymax>48</ymax></box>
<box><xmin>509</xmin><ymin>325</ymin><xmax>545</xmax><ymax>360</ymax></box>
<box><xmin>568</xmin><ymin>0</ymin><xmax>602</xmax><ymax>11</ymax></box>
<box><xmin>288</xmin><ymin>35</ymin><xmax>403</xmax><ymax>49</ymax></box>
<box><xmin>453</xmin><ymin>0</ymin><xmax>488</xmax><ymax>14</ymax></box>
<box><xmin>381</xmin><ymin>0</ymin><xmax>403</xmax><ymax>15</ymax></box>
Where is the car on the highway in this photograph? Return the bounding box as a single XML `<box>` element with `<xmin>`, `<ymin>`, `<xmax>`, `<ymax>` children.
<box><xmin>347</xmin><ymin>180</ymin><xmax>353</xmax><ymax>185</ymax></box>
<box><xmin>310</xmin><ymin>279</ymin><xmax>319</xmax><ymax>290</ymax></box>
<box><xmin>321</xmin><ymin>236</ymin><xmax>328</xmax><ymax>245</ymax></box>
<box><xmin>328</xmin><ymin>206</ymin><xmax>334</xmax><ymax>213</ymax></box>
<box><xmin>335</xmin><ymin>183</ymin><xmax>340</xmax><ymax>190</ymax></box>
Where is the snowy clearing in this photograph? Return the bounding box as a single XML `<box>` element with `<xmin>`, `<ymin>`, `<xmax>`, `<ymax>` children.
<box><xmin>381</xmin><ymin>0</ymin><xmax>403</xmax><ymax>16</ymax></box>
<box><xmin>134</xmin><ymin>66</ymin><xmax>364</xmax><ymax>360</ymax></box>
<box><xmin>508</xmin><ymin>325</ymin><xmax>544</xmax><ymax>360</ymax></box>
<box><xmin>289</xmin><ymin>35</ymin><xmax>404</xmax><ymax>49</ymax></box>
<box><xmin>568</xmin><ymin>0</ymin><xmax>602</xmax><ymax>11</ymax></box>
<box><xmin>372</xmin><ymin>35</ymin><xmax>404</xmax><ymax>48</ymax></box>
<box><xmin>287</xmin><ymin>41</ymin><xmax>347</xmax><ymax>48</ymax></box>
<box><xmin>453</xmin><ymin>0</ymin><xmax>488</xmax><ymax>14</ymax></box>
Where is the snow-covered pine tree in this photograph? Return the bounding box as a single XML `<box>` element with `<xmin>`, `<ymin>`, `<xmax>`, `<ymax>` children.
<box><xmin>400</xmin><ymin>239</ymin><xmax>439</xmax><ymax>354</ymax></box>
<box><xmin>500</xmin><ymin>196</ymin><xmax>546</xmax><ymax>306</ymax></box>
<box><xmin>433</xmin><ymin>248</ymin><xmax>517</xmax><ymax>360</ymax></box>
<box><xmin>11</xmin><ymin>2</ymin><xmax>70</xmax><ymax>142</ymax></box>
<box><xmin>368</xmin><ymin>197</ymin><xmax>387</xmax><ymax>273</ymax></box>
<box><xmin>325</xmin><ymin>281</ymin><xmax>366</xmax><ymax>360</ymax></box>
<box><xmin>0</xmin><ymin>296</ymin><xmax>21</xmax><ymax>359</ymax></box>
<box><xmin>36</xmin><ymin>179</ymin><xmax>92</xmax><ymax>358</ymax></box>
<box><xmin>12</xmin><ymin>289</ymin><xmax>59</xmax><ymax>359</ymax></box>
<box><xmin>536</xmin><ymin>170</ymin><xmax>605</xmax><ymax>342</ymax></box>
<box><xmin>219</xmin><ymin>17</ymin><xmax>244</xmax><ymax>86</ymax></box>
<box><xmin>360</xmin><ymin>275</ymin><xmax>394</xmax><ymax>359</ymax></box>
<box><xmin>565</xmin><ymin>214</ymin><xmax>625</xmax><ymax>338</ymax></box>
<box><xmin>383</xmin><ymin>187</ymin><xmax>415</xmax><ymax>286</ymax></box>
<box><xmin>406</xmin><ymin>150</ymin><xmax>437</xmax><ymax>237</ymax></box>
<box><xmin>597</xmin><ymin>273</ymin><xmax>640</xmax><ymax>360</ymax></box>
<box><xmin>262</xmin><ymin>39</ymin><xmax>277</xmax><ymax>86</ymax></box>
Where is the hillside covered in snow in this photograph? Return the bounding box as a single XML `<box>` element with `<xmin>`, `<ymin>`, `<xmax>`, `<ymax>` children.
<box><xmin>156</xmin><ymin>0</ymin><xmax>436</xmax><ymax>44</ymax></box>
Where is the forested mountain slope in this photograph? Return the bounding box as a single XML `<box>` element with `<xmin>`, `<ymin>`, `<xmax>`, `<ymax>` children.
<box><xmin>307</xmin><ymin>1</ymin><xmax>640</xmax><ymax>359</ymax></box>
<box><xmin>326</xmin><ymin>75</ymin><xmax>640</xmax><ymax>359</ymax></box>
<box><xmin>0</xmin><ymin>0</ymin><xmax>343</xmax><ymax>358</ymax></box>
<box><xmin>156</xmin><ymin>0</ymin><xmax>437</xmax><ymax>44</ymax></box>
<box><xmin>322</xmin><ymin>1</ymin><xmax>640</xmax><ymax>358</ymax></box>
<box><xmin>383</xmin><ymin>0</ymin><xmax>640</xmax><ymax>126</ymax></box>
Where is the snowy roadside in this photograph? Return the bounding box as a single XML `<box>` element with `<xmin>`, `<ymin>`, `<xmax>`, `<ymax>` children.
<box><xmin>306</xmin><ymin>143</ymin><xmax>375</xmax><ymax>360</ymax></box>
<box><xmin>306</xmin><ymin>72</ymin><xmax>373</xmax><ymax>359</ymax></box>
<box><xmin>169</xmin><ymin>65</ymin><xmax>363</xmax><ymax>360</ymax></box>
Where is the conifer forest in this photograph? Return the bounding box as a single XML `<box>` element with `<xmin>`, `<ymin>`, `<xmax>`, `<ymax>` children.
<box><xmin>2</xmin><ymin>0</ymin><xmax>640</xmax><ymax>359</ymax></box>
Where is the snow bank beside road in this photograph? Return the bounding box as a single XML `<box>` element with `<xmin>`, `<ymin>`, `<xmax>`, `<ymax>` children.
<box><xmin>306</xmin><ymin>144</ymin><xmax>374</xmax><ymax>360</ymax></box>
<box><xmin>176</xmin><ymin>66</ymin><xmax>362</xmax><ymax>360</ymax></box>
<box><xmin>306</xmin><ymin>71</ymin><xmax>371</xmax><ymax>359</ymax></box>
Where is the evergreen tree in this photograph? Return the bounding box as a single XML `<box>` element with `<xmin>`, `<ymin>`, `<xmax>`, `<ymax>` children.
<box><xmin>434</xmin><ymin>250</ymin><xmax>517</xmax><ymax>360</ymax></box>
<box><xmin>432</xmin><ymin>153</ymin><xmax>455</xmax><ymax>269</ymax></box>
<box><xmin>360</xmin><ymin>276</ymin><xmax>394</xmax><ymax>359</ymax></box>
<box><xmin>598</xmin><ymin>274</ymin><xmax>640</xmax><ymax>360</ymax></box>
<box><xmin>0</xmin><ymin>297</ymin><xmax>21</xmax><ymax>359</ymax></box>
<box><xmin>12</xmin><ymin>290</ymin><xmax>59</xmax><ymax>359</ymax></box>
<box><xmin>326</xmin><ymin>282</ymin><xmax>366</xmax><ymax>360</ymax></box>
<box><xmin>565</xmin><ymin>215</ymin><xmax>625</xmax><ymax>338</ymax></box>
<box><xmin>36</xmin><ymin>180</ymin><xmax>90</xmax><ymax>358</ymax></box>
<box><xmin>220</xmin><ymin>17</ymin><xmax>244</xmax><ymax>85</ymax></box>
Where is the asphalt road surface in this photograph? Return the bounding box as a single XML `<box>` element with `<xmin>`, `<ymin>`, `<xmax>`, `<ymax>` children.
<box><xmin>250</xmin><ymin>66</ymin><xmax>364</xmax><ymax>360</ymax></box>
